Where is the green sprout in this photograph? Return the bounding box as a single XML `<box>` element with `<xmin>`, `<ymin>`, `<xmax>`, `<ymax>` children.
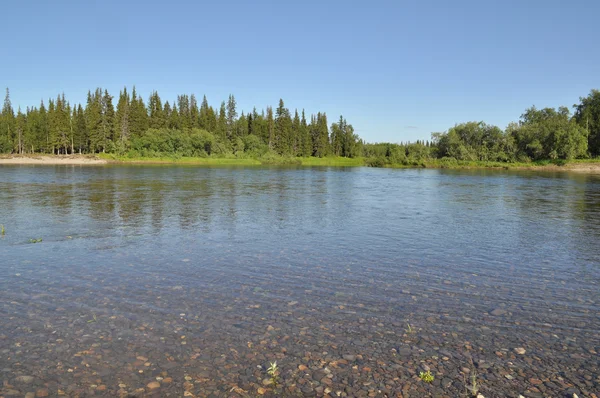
<box><xmin>28</xmin><ymin>238</ymin><xmax>43</xmax><ymax>243</ymax></box>
<box><xmin>267</xmin><ymin>361</ymin><xmax>279</xmax><ymax>387</ymax></box>
<box><xmin>405</xmin><ymin>322</ymin><xmax>414</xmax><ymax>334</ymax></box>
<box><xmin>1</xmin><ymin>224</ymin><xmax>5</xmax><ymax>236</ymax></box>
<box><xmin>419</xmin><ymin>370</ymin><xmax>434</xmax><ymax>383</ymax></box>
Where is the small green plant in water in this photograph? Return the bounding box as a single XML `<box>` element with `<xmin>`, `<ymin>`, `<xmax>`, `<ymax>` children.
<box><xmin>405</xmin><ymin>322</ymin><xmax>414</xmax><ymax>334</ymax></box>
<box><xmin>419</xmin><ymin>370</ymin><xmax>434</xmax><ymax>383</ymax></box>
<box><xmin>466</xmin><ymin>372</ymin><xmax>479</xmax><ymax>397</ymax></box>
<box><xmin>1</xmin><ymin>224</ymin><xmax>5</xmax><ymax>236</ymax></box>
<box><xmin>465</xmin><ymin>363</ymin><xmax>479</xmax><ymax>397</ymax></box>
<box><xmin>87</xmin><ymin>314</ymin><xmax>98</xmax><ymax>323</ymax></box>
<box><xmin>267</xmin><ymin>361</ymin><xmax>279</xmax><ymax>387</ymax></box>
<box><xmin>29</xmin><ymin>238</ymin><xmax>43</xmax><ymax>243</ymax></box>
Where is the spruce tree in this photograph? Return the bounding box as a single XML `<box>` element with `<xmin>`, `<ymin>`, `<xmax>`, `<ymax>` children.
<box><xmin>292</xmin><ymin>109</ymin><xmax>300</xmax><ymax>156</ymax></box>
<box><xmin>217</xmin><ymin>101</ymin><xmax>227</xmax><ymax>139</ymax></box>
<box><xmin>1</xmin><ymin>88</ymin><xmax>15</xmax><ymax>153</ymax></box>
<box><xmin>266</xmin><ymin>106</ymin><xmax>274</xmax><ymax>149</ymax></box>
<box><xmin>190</xmin><ymin>94</ymin><xmax>199</xmax><ymax>128</ymax></box>
<box><xmin>226</xmin><ymin>94</ymin><xmax>237</xmax><ymax>140</ymax></box>
<box><xmin>102</xmin><ymin>89</ymin><xmax>115</xmax><ymax>152</ymax></box>
<box><xmin>168</xmin><ymin>103</ymin><xmax>181</xmax><ymax>129</ymax></box>
<box><xmin>300</xmin><ymin>110</ymin><xmax>311</xmax><ymax>157</ymax></box>
<box><xmin>148</xmin><ymin>91</ymin><xmax>165</xmax><ymax>129</ymax></box>
<box><xmin>199</xmin><ymin>95</ymin><xmax>210</xmax><ymax>130</ymax></box>
<box><xmin>115</xmin><ymin>88</ymin><xmax>130</xmax><ymax>144</ymax></box>
<box><xmin>15</xmin><ymin>107</ymin><xmax>26</xmax><ymax>154</ymax></box>
<box><xmin>75</xmin><ymin>104</ymin><xmax>87</xmax><ymax>153</ymax></box>
<box><xmin>177</xmin><ymin>94</ymin><xmax>191</xmax><ymax>129</ymax></box>
<box><xmin>85</xmin><ymin>90</ymin><xmax>102</xmax><ymax>153</ymax></box>
<box><xmin>274</xmin><ymin>99</ymin><xmax>292</xmax><ymax>154</ymax></box>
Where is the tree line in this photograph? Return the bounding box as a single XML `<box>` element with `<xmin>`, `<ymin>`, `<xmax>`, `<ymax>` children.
<box><xmin>0</xmin><ymin>87</ymin><xmax>361</xmax><ymax>159</ymax></box>
<box><xmin>1</xmin><ymin>87</ymin><xmax>599</xmax><ymax>164</ymax></box>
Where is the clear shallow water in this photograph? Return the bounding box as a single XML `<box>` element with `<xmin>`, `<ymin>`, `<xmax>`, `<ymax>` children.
<box><xmin>0</xmin><ymin>165</ymin><xmax>599</xmax><ymax>397</ymax></box>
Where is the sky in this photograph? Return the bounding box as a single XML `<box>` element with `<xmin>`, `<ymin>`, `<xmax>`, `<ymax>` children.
<box><xmin>1</xmin><ymin>0</ymin><xmax>599</xmax><ymax>143</ymax></box>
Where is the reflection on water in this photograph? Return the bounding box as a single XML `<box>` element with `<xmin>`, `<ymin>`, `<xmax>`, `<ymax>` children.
<box><xmin>0</xmin><ymin>165</ymin><xmax>599</xmax><ymax>396</ymax></box>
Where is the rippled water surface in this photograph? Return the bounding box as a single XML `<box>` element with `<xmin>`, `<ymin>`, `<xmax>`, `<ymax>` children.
<box><xmin>1</xmin><ymin>165</ymin><xmax>599</xmax><ymax>397</ymax></box>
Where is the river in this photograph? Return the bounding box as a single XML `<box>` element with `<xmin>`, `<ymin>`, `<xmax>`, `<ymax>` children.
<box><xmin>0</xmin><ymin>165</ymin><xmax>598</xmax><ymax>397</ymax></box>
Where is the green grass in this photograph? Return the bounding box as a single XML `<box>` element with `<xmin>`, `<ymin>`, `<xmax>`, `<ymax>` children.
<box><xmin>299</xmin><ymin>156</ymin><xmax>365</xmax><ymax>166</ymax></box>
<box><xmin>98</xmin><ymin>153</ymin><xmax>263</xmax><ymax>165</ymax></box>
<box><xmin>74</xmin><ymin>153</ymin><xmax>600</xmax><ymax>170</ymax></box>
<box><xmin>384</xmin><ymin>158</ymin><xmax>600</xmax><ymax>170</ymax></box>
<box><xmin>419</xmin><ymin>370</ymin><xmax>434</xmax><ymax>383</ymax></box>
<box><xmin>98</xmin><ymin>153</ymin><xmax>366</xmax><ymax>167</ymax></box>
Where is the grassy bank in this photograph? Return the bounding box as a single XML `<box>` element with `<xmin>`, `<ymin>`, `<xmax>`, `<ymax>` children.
<box><xmin>4</xmin><ymin>153</ymin><xmax>600</xmax><ymax>172</ymax></box>
<box><xmin>382</xmin><ymin>158</ymin><xmax>600</xmax><ymax>170</ymax></box>
<box><xmin>98</xmin><ymin>153</ymin><xmax>366</xmax><ymax>167</ymax></box>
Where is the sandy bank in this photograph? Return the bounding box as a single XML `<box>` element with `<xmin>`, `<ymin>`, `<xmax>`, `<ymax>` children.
<box><xmin>0</xmin><ymin>155</ymin><xmax>107</xmax><ymax>165</ymax></box>
<box><xmin>519</xmin><ymin>162</ymin><xmax>600</xmax><ymax>173</ymax></box>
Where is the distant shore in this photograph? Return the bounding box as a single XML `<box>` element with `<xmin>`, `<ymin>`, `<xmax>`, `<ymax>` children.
<box><xmin>0</xmin><ymin>155</ymin><xmax>108</xmax><ymax>165</ymax></box>
<box><xmin>2</xmin><ymin>154</ymin><xmax>600</xmax><ymax>172</ymax></box>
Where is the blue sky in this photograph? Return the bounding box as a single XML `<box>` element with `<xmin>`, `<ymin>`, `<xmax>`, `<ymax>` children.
<box><xmin>1</xmin><ymin>0</ymin><xmax>598</xmax><ymax>143</ymax></box>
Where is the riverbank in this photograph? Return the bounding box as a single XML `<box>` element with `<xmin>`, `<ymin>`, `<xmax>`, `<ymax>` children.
<box><xmin>0</xmin><ymin>155</ymin><xmax>108</xmax><ymax>165</ymax></box>
<box><xmin>2</xmin><ymin>154</ymin><xmax>600</xmax><ymax>172</ymax></box>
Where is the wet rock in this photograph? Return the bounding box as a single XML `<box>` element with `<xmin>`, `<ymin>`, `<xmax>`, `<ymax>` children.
<box><xmin>343</xmin><ymin>354</ymin><xmax>356</xmax><ymax>361</ymax></box>
<box><xmin>25</xmin><ymin>393</ymin><xmax>36</xmax><ymax>398</ymax></box>
<box><xmin>514</xmin><ymin>347</ymin><xmax>526</xmax><ymax>355</ymax></box>
<box><xmin>147</xmin><ymin>381</ymin><xmax>161</xmax><ymax>389</ymax></box>
<box><xmin>4</xmin><ymin>390</ymin><xmax>21</xmax><ymax>396</ymax></box>
<box><xmin>15</xmin><ymin>375</ymin><xmax>34</xmax><ymax>383</ymax></box>
<box><xmin>490</xmin><ymin>308</ymin><xmax>507</xmax><ymax>316</ymax></box>
<box><xmin>36</xmin><ymin>390</ymin><xmax>49</xmax><ymax>397</ymax></box>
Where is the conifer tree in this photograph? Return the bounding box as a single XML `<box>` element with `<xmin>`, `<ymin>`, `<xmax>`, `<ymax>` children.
<box><xmin>177</xmin><ymin>94</ymin><xmax>191</xmax><ymax>129</ymax></box>
<box><xmin>1</xmin><ymin>88</ymin><xmax>15</xmax><ymax>153</ymax></box>
<box><xmin>75</xmin><ymin>104</ymin><xmax>87</xmax><ymax>153</ymax></box>
<box><xmin>85</xmin><ymin>90</ymin><xmax>102</xmax><ymax>153</ymax></box>
<box><xmin>115</xmin><ymin>88</ymin><xmax>130</xmax><ymax>144</ymax></box>
<box><xmin>168</xmin><ymin>103</ymin><xmax>181</xmax><ymax>129</ymax></box>
<box><xmin>15</xmin><ymin>107</ymin><xmax>26</xmax><ymax>154</ymax></box>
<box><xmin>190</xmin><ymin>94</ymin><xmax>199</xmax><ymax>128</ymax></box>
<box><xmin>38</xmin><ymin>100</ymin><xmax>49</xmax><ymax>153</ymax></box>
<box><xmin>129</xmin><ymin>87</ymin><xmax>149</xmax><ymax>138</ymax></box>
<box><xmin>102</xmin><ymin>90</ymin><xmax>115</xmax><ymax>152</ymax></box>
<box><xmin>199</xmin><ymin>95</ymin><xmax>210</xmax><ymax>130</ymax></box>
<box><xmin>292</xmin><ymin>109</ymin><xmax>300</xmax><ymax>156</ymax></box>
<box><xmin>274</xmin><ymin>99</ymin><xmax>292</xmax><ymax>154</ymax></box>
<box><xmin>226</xmin><ymin>94</ymin><xmax>237</xmax><ymax>140</ymax></box>
<box><xmin>300</xmin><ymin>110</ymin><xmax>311</xmax><ymax>157</ymax></box>
<box><xmin>217</xmin><ymin>101</ymin><xmax>227</xmax><ymax>139</ymax></box>
<box><xmin>148</xmin><ymin>91</ymin><xmax>165</xmax><ymax>129</ymax></box>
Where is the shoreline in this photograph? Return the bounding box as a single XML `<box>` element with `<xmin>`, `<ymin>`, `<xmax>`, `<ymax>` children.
<box><xmin>0</xmin><ymin>155</ymin><xmax>108</xmax><ymax>165</ymax></box>
<box><xmin>1</xmin><ymin>154</ymin><xmax>600</xmax><ymax>172</ymax></box>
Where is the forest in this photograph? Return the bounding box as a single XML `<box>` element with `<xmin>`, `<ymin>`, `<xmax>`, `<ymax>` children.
<box><xmin>0</xmin><ymin>87</ymin><xmax>599</xmax><ymax>166</ymax></box>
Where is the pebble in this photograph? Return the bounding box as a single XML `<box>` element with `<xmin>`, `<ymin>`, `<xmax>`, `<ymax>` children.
<box><xmin>147</xmin><ymin>381</ymin><xmax>161</xmax><ymax>389</ymax></box>
<box><xmin>15</xmin><ymin>375</ymin><xmax>34</xmax><ymax>383</ymax></box>
<box><xmin>514</xmin><ymin>347</ymin><xmax>526</xmax><ymax>355</ymax></box>
<box><xmin>490</xmin><ymin>308</ymin><xmax>507</xmax><ymax>316</ymax></box>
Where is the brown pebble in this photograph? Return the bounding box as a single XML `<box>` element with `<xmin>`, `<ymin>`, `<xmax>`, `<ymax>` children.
<box><xmin>163</xmin><ymin>377</ymin><xmax>173</xmax><ymax>383</ymax></box>
<box><xmin>299</xmin><ymin>364</ymin><xmax>308</xmax><ymax>371</ymax></box>
<box><xmin>257</xmin><ymin>387</ymin><xmax>267</xmax><ymax>395</ymax></box>
<box><xmin>147</xmin><ymin>381</ymin><xmax>161</xmax><ymax>389</ymax></box>
<box><xmin>36</xmin><ymin>389</ymin><xmax>49</xmax><ymax>398</ymax></box>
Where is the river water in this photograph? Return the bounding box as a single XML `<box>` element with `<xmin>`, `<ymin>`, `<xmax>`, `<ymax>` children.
<box><xmin>0</xmin><ymin>165</ymin><xmax>598</xmax><ymax>397</ymax></box>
